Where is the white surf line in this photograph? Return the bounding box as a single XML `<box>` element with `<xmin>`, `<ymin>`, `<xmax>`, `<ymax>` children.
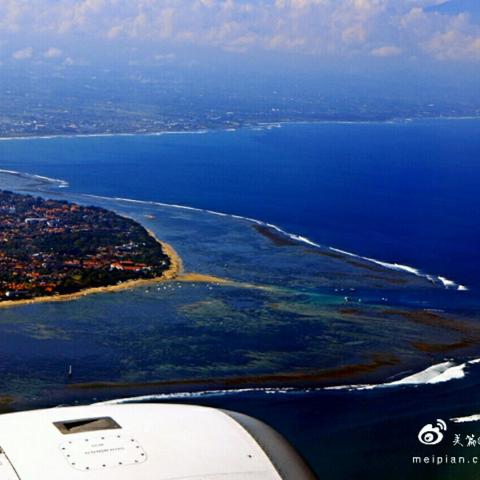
<box><xmin>0</xmin><ymin>130</ymin><xmax>210</xmax><ymax>142</ymax></box>
<box><xmin>451</xmin><ymin>415</ymin><xmax>480</xmax><ymax>423</ymax></box>
<box><xmin>449</xmin><ymin>359</ymin><xmax>480</xmax><ymax>422</ymax></box>
<box><xmin>0</xmin><ymin>169</ymin><xmax>69</xmax><ymax>188</ymax></box>
<box><xmin>93</xmin><ymin>358</ymin><xmax>480</xmax><ymax>406</ymax></box>
<box><xmin>93</xmin><ymin>193</ymin><xmax>466</xmax><ymax>291</ymax></box>
<box><xmin>2</xmin><ymin>118</ymin><xmax>478</xmax><ymax>143</ymax></box>
<box><xmin>326</xmin><ymin>358</ymin><xmax>480</xmax><ymax>392</ymax></box>
<box><xmin>93</xmin><ymin>387</ymin><xmax>296</xmax><ymax>405</ymax></box>
<box><xmin>275</xmin><ymin>117</ymin><xmax>480</xmax><ymax>128</ymax></box>
<box><xmin>0</xmin><ymin>169</ymin><xmax>467</xmax><ymax>291</ymax></box>
<box><xmin>330</xmin><ymin>247</ymin><xmax>467</xmax><ymax>291</ymax></box>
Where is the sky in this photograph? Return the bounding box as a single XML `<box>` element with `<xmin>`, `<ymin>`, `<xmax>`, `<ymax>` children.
<box><xmin>0</xmin><ymin>0</ymin><xmax>479</xmax><ymax>66</ymax></box>
<box><xmin>0</xmin><ymin>0</ymin><xmax>479</xmax><ymax>112</ymax></box>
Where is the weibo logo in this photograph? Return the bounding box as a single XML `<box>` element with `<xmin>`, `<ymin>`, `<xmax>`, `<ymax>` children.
<box><xmin>418</xmin><ymin>419</ymin><xmax>447</xmax><ymax>445</ymax></box>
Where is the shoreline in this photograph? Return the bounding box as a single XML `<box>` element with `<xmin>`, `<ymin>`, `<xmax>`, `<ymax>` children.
<box><xmin>0</xmin><ymin>170</ymin><xmax>469</xmax><ymax>292</ymax></box>
<box><xmin>0</xmin><ymin>116</ymin><xmax>479</xmax><ymax>143</ymax></box>
<box><xmin>0</xmin><ymin>229</ymin><xmax>183</xmax><ymax>309</ymax></box>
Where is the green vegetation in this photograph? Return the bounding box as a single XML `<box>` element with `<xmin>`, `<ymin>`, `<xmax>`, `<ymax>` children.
<box><xmin>0</xmin><ymin>190</ymin><xmax>171</xmax><ymax>300</ymax></box>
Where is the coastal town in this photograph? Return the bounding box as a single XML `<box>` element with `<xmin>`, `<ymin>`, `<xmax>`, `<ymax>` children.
<box><xmin>0</xmin><ymin>190</ymin><xmax>172</xmax><ymax>301</ymax></box>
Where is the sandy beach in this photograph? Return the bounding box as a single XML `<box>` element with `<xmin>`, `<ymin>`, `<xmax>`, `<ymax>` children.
<box><xmin>0</xmin><ymin>229</ymin><xmax>183</xmax><ymax>309</ymax></box>
<box><xmin>0</xmin><ymin>220</ymin><xmax>264</xmax><ymax>310</ymax></box>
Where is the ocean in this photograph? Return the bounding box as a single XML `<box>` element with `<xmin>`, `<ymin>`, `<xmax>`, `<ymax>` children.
<box><xmin>1</xmin><ymin>119</ymin><xmax>479</xmax><ymax>289</ymax></box>
<box><xmin>0</xmin><ymin>119</ymin><xmax>479</xmax><ymax>478</ymax></box>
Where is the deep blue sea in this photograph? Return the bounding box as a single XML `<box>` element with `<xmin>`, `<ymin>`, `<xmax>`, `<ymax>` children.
<box><xmin>0</xmin><ymin>119</ymin><xmax>479</xmax><ymax>291</ymax></box>
<box><xmin>0</xmin><ymin>119</ymin><xmax>479</xmax><ymax>478</ymax></box>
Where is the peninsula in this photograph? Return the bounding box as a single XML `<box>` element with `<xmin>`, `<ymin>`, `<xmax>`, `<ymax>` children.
<box><xmin>0</xmin><ymin>190</ymin><xmax>178</xmax><ymax>304</ymax></box>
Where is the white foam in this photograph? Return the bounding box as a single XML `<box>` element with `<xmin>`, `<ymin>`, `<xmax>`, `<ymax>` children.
<box><xmin>327</xmin><ymin>358</ymin><xmax>480</xmax><ymax>392</ymax></box>
<box><xmin>0</xmin><ymin>169</ymin><xmax>69</xmax><ymax>188</ymax></box>
<box><xmin>256</xmin><ymin>123</ymin><xmax>282</xmax><ymax>130</ymax></box>
<box><xmin>0</xmin><ymin>130</ymin><xmax>210</xmax><ymax>142</ymax></box>
<box><xmin>438</xmin><ymin>276</ymin><xmax>456</xmax><ymax>288</ymax></box>
<box><xmin>90</xmin><ymin>357</ymin><xmax>480</xmax><ymax>407</ymax></box>
<box><xmin>392</xmin><ymin>361</ymin><xmax>465</xmax><ymax>385</ymax></box>
<box><xmin>330</xmin><ymin>247</ymin><xmax>467</xmax><ymax>291</ymax></box>
<box><xmin>449</xmin><ymin>362</ymin><xmax>480</xmax><ymax>422</ymax></box>
<box><xmin>2</xmin><ymin>117</ymin><xmax>478</xmax><ymax>143</ymax></box>
<box><xmin>86</xmin><ymin>194</ymin><xmax>467</xmax><ymax>291</ymax></box>
<box><xmin>94</xmin><ymin>387</ymin><xmax>295</xmax><ymax>405</ymax></box>
<box><xmin>0</xmin><ymin>169</ymin><xmax>467</xmax><ymax>291</ymax></box>
<box><xmin>265</xmin><ymin>223</ymin><xmax>322</xmax><ymax>247</ymax></box>
<box><xmin>451</xmin><ymin>414</ymin><xmax>480</xmax><ymax>423</ymax></box>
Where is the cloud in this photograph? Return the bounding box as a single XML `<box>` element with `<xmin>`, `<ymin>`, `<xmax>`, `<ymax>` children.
<box><xmin>0</xmin><ymin>1</ymin><xmax>480</xmax><ymax>61</ymax></box>
<box><xmin>62</xmin><ymin>56</ymin><xmax>89</xmax><ymax>66</ymax></box>
<box><xmin>12</xmin><ymin>46</ymin><xmax>33</xmax><ymax>60</ymax></box>
<box><xmin>342</xmin><ymin>25</ymin><xmax>367</xmax><ymax>44</ymax></box>
<box><xmin>44</xmin><ymin>47</ymin><xmax>62</xmax><ymax>59</ymax></box>
<box><xmin>370</xmin><ymin>45</ymin><xmax>402</xmax><ymax>57</ymax></box>
<box><xmin>154</xmin><ymin>53</ymin><xmax>176</xmax><ymax>61</ymax></box>
<box><xmin>424</xmin><ymin>29</ymin><xmax>480</xmax><ymax>60</ymax></box>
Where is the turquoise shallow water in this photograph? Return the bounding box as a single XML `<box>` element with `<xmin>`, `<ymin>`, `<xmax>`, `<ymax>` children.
<box><xmin>0</xmin><ymin>120</ymin><xmax>479</xmax><ymax>479</ymax></box>
<box><xmin>0</xmin><ymin>172</ymin><xmax>469</xmax><ymax>406</ymax></box>
<box><xmin>0</xmin><ymin>119</ymin><xmax>478</xmax><ymax>289</ymax></box>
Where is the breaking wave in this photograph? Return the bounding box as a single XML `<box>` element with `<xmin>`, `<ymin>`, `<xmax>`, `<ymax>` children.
<box><xmin>330</xmin><ymin>248</ymin><xmax>467</xmax><ymax>291</ymax></box>
<box><xmin>326</xmin><ymin>358</ymin><xmax>480</xmax><ymax>392</ymax></box>
<box><xmin>0</xmin><ymin>167</ymin><xmax>467</xmax><ymax>291</ymax></box>
<box><xmin>94</xmin><ymin>359</ymin><xmax>480</xmax><ymax>406</ymax></box>
<box><xmin>0</xmin><ymin>130</ymin><xmax>210</xmax><ymax>142</ymax></box>
<box><xmin>0</xmin><ymin>169</ymin><xmax>69</xmax><ymax>188</ymax></box>
<box><xmin>84</xmin><ymin>193</ymin><xmax>467</xmax><ymax>291</ymax></box>
<box><xmin>94</xmin><ymin>387</ymin><xmax>296</xmax><ymax>405</ymax></box>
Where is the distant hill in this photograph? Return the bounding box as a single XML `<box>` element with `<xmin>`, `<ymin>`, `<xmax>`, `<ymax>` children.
<box><xmin>426</xmin><ymin>0</ymin><xmax>480</xmax><ymax>21</ymax></box>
